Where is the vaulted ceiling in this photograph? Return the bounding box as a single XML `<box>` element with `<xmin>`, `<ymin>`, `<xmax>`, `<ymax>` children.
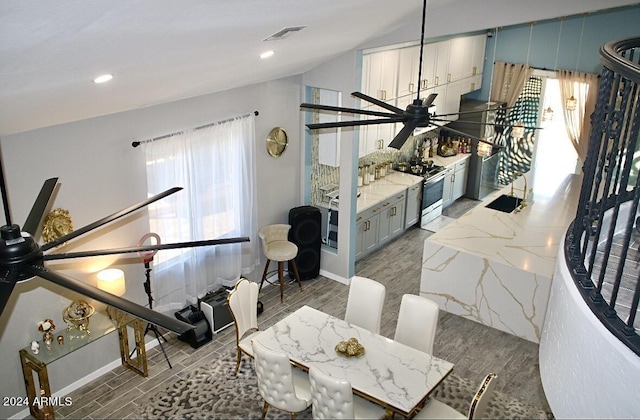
<box><xmin>0</xmin><ymin>0</ymin><xmax>636</xmax><ymax>135</ymax></box>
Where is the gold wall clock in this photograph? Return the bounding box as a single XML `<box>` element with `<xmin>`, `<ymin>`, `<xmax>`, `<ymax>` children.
<box><xmin>42</xmin><ymin>208</ymin><xmax>73</xmax><ymax>244</ymax></box>
<box><xmin>266</xmin><ymin>127</ymin><xmax>288</xmax><ymax>157</ymax></box>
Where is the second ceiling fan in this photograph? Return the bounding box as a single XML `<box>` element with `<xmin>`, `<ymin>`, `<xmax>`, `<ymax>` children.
<box><xmin>300</xmin><ymin>0</ymin><xmax>537</xmax><ymax>150</ymax></box>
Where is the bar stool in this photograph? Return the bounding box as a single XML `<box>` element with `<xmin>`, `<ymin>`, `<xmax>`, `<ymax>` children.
<box><xmin>258</xmin><ymin>224</ymin><xmax>302</xmax><ymax>303</ymax></box>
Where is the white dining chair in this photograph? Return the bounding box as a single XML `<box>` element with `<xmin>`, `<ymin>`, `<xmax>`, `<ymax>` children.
<box><xmin>414</xmin><ymin>373</ymin><xmax>498</xmax><ymax>419</ymax></box>
<box><xmin>308</xmin><ymin>365</ymin><xmax>386</xmax><ymax>420</ymax></box>
<box><xmin>252</xmin><ymin>339</ymin><xmax>312</xmax><ymax>419</ymax></box>
<box><xmin>227</xmin><ymin>278</ymin><xmax>261</xmax><ymax>375</ymax></box>
<box><xmin>394</xmin><ymin>294</ymin><xmax>439</xmax><ymax>354</ymax></box>
<box><xmin>344</xmin><ymin>276</ymin><xmax>386</xmax><ymax>334</ymax></box>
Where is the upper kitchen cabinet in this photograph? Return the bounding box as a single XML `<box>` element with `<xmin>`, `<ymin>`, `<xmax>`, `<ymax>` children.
<box><xmin>448</xmin><ymin>35</ymin><xmax>486</xmax><ymax>82</ymax></box>
<box><xmin>397</xmin><ymin>45</ymin><xmax>420</xmax><ymax>99</ymax></box>
<box><xmin>316</xmin><ymin>88</ymin><xmax>342</xmax><ymax>167</ymax></box>
<box><xmin>361</xmin><ymin>49</ymin><xmax>399</xmax><ymax>102</ymax></box>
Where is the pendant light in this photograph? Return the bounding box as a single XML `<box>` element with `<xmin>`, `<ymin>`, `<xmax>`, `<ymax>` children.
<box><xmin>543</xmin><ymin>18</ymin><xmax>564</xmax><ymax>122</ymax></box>
<box><xmin>566</xmin><ymin>15</ymin><xmax>585</xmax><ymax>111</ymax></box>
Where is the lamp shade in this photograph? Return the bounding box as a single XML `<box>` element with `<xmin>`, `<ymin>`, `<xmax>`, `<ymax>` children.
<box><xmin>97</xmin><ymin>269</ymin><xmax>126</xmax><ymax>296</ymax></box>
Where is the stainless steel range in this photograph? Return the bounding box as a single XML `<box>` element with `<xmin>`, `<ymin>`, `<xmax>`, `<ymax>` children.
<box><xmin>396</xmin><ymin>163</ymin><xmax>446</xmax><ymax>228</ymax></box>
<box><xmin>420</xmin><ymin>166</ymin><xmax>446</xmax><ymax>228</ymax></box>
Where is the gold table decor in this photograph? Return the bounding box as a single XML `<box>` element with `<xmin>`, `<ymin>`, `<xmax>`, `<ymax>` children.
<box><xmin>62</xmin><ymin>299</ymin><xmax>95</xmax><ymax>334</ymax></box>
<box><xmin>335</xmin><ymin>337</ymin><xmax>365</xmax><ymax>358</ymax></box>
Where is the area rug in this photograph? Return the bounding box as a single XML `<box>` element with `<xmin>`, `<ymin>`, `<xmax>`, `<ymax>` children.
<box><xmin>139</xmin><ymin>351</ymin><xmax>553</xmax><ymax>419</ymax></box>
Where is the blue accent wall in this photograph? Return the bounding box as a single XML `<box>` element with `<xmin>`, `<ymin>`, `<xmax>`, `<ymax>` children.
<box><xmin>469</xmin><ymin>4</ymin><xmax>640</xmax><ymax>101</ymax></box>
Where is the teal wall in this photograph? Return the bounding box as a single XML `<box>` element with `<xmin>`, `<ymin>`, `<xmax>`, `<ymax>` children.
<box><xmin>469</xmin><ymin>4</ymin><xmax>640</xmax><ymax>101</ymax></box>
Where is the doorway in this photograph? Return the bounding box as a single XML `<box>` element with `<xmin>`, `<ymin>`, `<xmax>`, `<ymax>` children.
<box><xmin>532</xmin><ymin>74</ymin><xmax>580</xmax><ymax>194</ymax></box>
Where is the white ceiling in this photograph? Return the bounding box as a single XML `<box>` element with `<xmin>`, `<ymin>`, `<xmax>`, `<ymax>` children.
<box><xmin>0</xmin><ymin>0</ymin><xmax>637</xmax><ymax>136</ymax></box>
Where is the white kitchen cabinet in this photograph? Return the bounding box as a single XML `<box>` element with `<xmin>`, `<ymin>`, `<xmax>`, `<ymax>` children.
<box><xmin>443</xmin><ymin>156</ymin><xmax>470</xmax><ymax>208</ymax></box>
<box><xmin>448</xmin><ymin>35</ymin><xmax>486</xmax><ymax>82</ymax></box>
<box><xmin>434</xmin><ymin>40</ymin><xmax>450</xmax><ymax>87</ymax></box>
<box><xmin>355</xmin><ymin>205</ymin><xmax>381</xmax><ymax>260</ymax></box>
<box><xmin>361</xmin><ymin>49</ymin><xmax>399</xmax><ymax>102</ymax></box>
<box><xmin>397</xmin><ymin>45</ymin><xmax>421</xmax><ymax>99</ymax></box>
<box><xmin>470</xmin><ymin>34</ymin><xmax>486</xmax><ymax>77</ymax></box>
<box><xmin>405</xmin><ymin>181</ymin><xmax>423</xmax><ymax>228</ymax></box>
<box><xmin>379</xmin><ymin>191</ymin><xmax>406</xmax><ymax>245</ymax></box>
<box><xmin>316</xmin><ymin>88</ymin><xmax>342</xmax><ymax>167</ymax></box>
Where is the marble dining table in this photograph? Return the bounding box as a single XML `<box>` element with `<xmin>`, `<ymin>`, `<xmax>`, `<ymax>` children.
<box><xmin>254</xmin><ymin>305</ymin><xmax>454</xmax><ymax>417</ymax></box>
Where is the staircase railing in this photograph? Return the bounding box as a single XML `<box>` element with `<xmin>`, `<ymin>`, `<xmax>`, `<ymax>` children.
<box><xmin>565</xmin><ymin>37</ymin><xmax>640</xmax><ymax>357</ymax></box>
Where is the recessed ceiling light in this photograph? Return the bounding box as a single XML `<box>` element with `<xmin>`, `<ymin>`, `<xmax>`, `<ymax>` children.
<box><xmin>93</xmin><ymin>74</ymin><xmax>113</xmax><ymax>84</ymax></box>
<box><xmin>259</xmin><ymin>50</ymin><xmax>275</xmax><ymax>59</ymax></box>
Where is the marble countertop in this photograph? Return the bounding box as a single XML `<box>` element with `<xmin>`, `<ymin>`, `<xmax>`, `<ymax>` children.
<box><xmin>427</xmin><ymin>167</ymin><xmax>583</xmax><ymax>278</ymax></box>
<box><xmin>319</xmin><ymin>171</ymin><xmax>423</xmax><ymax>213</ymax></box>
<box><xmin>429</xmin><ymin>153</ymin><xmax>471</xmax><ymax>168</ymax></box>
<box><xmin>255</xmin><ymin>305</ymin><xmax>453</xmax><ymax>416</ymax></box>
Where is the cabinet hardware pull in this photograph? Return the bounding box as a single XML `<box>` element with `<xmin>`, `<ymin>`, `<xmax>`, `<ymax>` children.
<box><xmin>435</xmin><ymin>76</ymin><xmax>439</xmax><ymax>86</ymax></box>
<box><xmin>357</xmin><ymin>216</ymin><xmax>362</xmax><ymax>222</ymax></box>
<box><xmin>383</xmin><ymin>202</ymin><xmax>390</xmax><ymax>207</ymax></box>
<box><xmin>409</xmin><ymin>82</ymin><xmax>414</xmax><ymax>92</ymax></box>
<box><xmin>472</xmin><ymin>66</ymin><xmax>477</xmax><ymax>75</ymax></box>
<box><xmin>447</xmin><ymin>73</ymin><xmax>451</xmax><ymax>83</ymax></box>
<box><xmin>470</xmin><ymin>83</ymin><xmax>475</xmax><ymax>91</ymax></box>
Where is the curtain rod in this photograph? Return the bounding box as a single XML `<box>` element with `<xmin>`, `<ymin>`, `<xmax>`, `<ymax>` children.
<box><xmin>131</xmin><ymin>110</ymin><xmax>259</xmax><ymax>148</ymax></box>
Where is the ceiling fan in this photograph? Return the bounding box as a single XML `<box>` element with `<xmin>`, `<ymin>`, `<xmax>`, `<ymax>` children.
<box><xmin>0</xmin><ymin>148</ymin><xmax>249</xmax><ymax>336</ymax></box>
<box><xmin>300</xmin><ymin>0</ymin><xmax>538</xmax><ymax>150</ymax></box>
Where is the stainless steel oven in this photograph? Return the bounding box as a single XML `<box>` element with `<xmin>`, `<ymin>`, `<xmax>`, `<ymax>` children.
<box><xmin>420</xmin><ymin>170</ymin><xmax>446</xmax><ymax>228</ymax></box>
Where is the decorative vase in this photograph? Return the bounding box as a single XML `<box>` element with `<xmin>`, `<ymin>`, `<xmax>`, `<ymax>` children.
<box><xmin>43</xmin><ymin>331</ymin><xmax>54</xmax><ymax>349</ymax></box>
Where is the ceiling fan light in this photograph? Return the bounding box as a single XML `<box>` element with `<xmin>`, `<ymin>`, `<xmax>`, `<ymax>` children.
<box><xmin>259</xmin><ymin>50</ymin><xmax>275</xmax><ymax>59</ymax></box>
<box><xmin>566</xmin><ymin>96</ymin><xmax>577</xmax><ymax>111</ymax></box>
<box><xmin>93</xmin><ymin>74</ymin><xmax>113</xmax><ymax>84</ymax></box>
<box><xmin>543</xmin><ymin>106</ymin><xmax>554</xmax><ymax>121</ymax></box>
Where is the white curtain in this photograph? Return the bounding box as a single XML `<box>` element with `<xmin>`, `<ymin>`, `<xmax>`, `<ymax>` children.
<box><xmin>557</xmin><ymin>69</ymin><xmax>599</xmax><ymax>162</ymax></box>
<box><xmin>489</xmin><ymin>61</ymin><xmax>534</xmax><ymax>107</ymax></box>
<box><xmin>143</xmin><ymin>115</ymin><xmax>259</xmax><ymax>312</ymax></box>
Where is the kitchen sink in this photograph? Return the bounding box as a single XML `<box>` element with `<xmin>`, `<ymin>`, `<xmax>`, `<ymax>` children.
<box><xmin>485</xmin><ymin>194</ymin><xmax>523</xmax><ymax>213</ymax></box>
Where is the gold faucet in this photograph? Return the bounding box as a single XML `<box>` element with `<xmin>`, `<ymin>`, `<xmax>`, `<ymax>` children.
<box><xmin>510</xmin><ymin>171</ymin><xmax>528</xmax><ymax>211</ymax></box>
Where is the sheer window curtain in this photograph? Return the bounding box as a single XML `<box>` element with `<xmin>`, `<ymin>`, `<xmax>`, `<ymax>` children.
<box><xmin>558</xmin><ymin>69</ymin><xmax>599</xmax><ymax>163</ymax></box>
<box><xmin>490</xmin><ymin>61</ymin><xmax>534</xmax><ymax>107</ymax></box>
<box><xmin>143</xmin><ymin>115</ymin><xmax>259</xmax><ymax>313</ymax></box>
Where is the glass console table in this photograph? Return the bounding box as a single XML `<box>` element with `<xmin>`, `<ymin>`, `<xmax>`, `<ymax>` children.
<box><xmin>19</xmin><ymin>309</ymin><xmax>147</xmax><ymax>419</ymax></box>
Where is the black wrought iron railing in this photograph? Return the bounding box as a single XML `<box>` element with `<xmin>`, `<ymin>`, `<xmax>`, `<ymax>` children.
<box><xmin>565</xmin><ymin>38</ymin><xmax>640</xmax><ymax>356</ymax></box>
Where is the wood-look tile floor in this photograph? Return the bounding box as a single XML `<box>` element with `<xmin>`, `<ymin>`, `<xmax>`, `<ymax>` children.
<box><xmin>52</xmin><ymin>198</ymin><xmax>552</xmax><ymax>419</ymax></box>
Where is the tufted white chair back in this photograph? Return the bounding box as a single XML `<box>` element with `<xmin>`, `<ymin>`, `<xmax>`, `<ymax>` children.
<box><xmin>344</xmin><ymin>276</ymin><xmax>386</xmax><ymax>334</ymax></box>
<box><xmin>468</xmin><ymin>373</ymin><xmax>497</xmax><ymax>419</ymax></box>
<box><xmin>252</xmin><ymin>340</ymin><xmax>311</xmax><ymax>417</ymax></box>
<box><xmin>309</xmin><ymin>366</ymin><xmax>355</xmax><ymax>419</ymax></box>
<box><xmin>259</xmin><ymin>224</ymin><xmax>298</xmax><ymax>261</ymax></box>
<box><xmin>394</xmin><ymin>294</ymin><xmax>439</xmax><ymax>354</ymax></box>
<box><xmin>228</xmin><ymin>278</ymin><xmax>259</xmax><ymax>341</ymax></box>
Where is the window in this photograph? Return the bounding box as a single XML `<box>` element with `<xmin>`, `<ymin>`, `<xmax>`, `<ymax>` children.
<box><xmin>142</xmin><ymin>115</ymin><xmax>259</xmax><ymax>311</ymax></box>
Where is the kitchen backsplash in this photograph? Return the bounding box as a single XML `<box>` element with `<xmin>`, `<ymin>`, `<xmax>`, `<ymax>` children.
<box><xmin>310</xmin><ymin>130</ymin><xmax>439</xmax><ymax>207</ymax></box>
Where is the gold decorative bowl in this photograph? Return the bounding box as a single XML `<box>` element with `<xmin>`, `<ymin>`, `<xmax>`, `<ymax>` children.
<box><xmin>335</xmin><ymin>337</ymin><xmax>365</xmax><ymax>358</ymax></box>
<box><xmin>62</xmin><ymin>300</ymin><xmax>95</xmax><ymax>335</ymax></box>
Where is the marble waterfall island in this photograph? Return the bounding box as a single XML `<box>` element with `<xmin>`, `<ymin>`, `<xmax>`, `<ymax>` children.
<box><xmin>420</xmin><ymin>171</ymin><xmax>581</xmax><ymax>343</ymax></box>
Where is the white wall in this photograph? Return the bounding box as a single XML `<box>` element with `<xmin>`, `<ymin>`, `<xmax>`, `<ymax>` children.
<box><xmin>0</xmin><ymin>75</ymin><xmax>303</xmax><ymax>419</ymax></box>
<box><xmin>540</xmin><ymin>237</ymin><xmax>640</xmax><ymax>418</ymax></box>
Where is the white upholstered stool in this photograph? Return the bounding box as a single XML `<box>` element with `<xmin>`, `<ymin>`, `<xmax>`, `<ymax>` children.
<box><xmin>258</xmin><ymin>224</ymin><xmax>302</xmax><ymax>303</ymax></box>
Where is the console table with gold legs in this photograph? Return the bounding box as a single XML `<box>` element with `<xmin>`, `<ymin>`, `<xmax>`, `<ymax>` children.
<box><xmin>19</xmin><ymin>309</ymin><xmax>148</xmax><ymax>419</ymax></box>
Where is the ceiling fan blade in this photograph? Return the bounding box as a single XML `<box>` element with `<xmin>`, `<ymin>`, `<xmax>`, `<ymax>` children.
<box><xmin>22</xmin><ymin>178</ymin><xmax>58</xmax><ymax>235</ymax></box>
<box><xmin>423</xmin><ymin>93</ymin><xmax>438</xmax><ymax>107</ymax></box>
<box><xmin>351</xmin><ymin>92</ymin><xmax>404</xmax><ymax>114</ymax></box>
<box><xmin>0</xmin><ymin>269</ymin><xmax>19</xmax><ymax>317</ymax></box>
<box><xmin>26</xmin><ymin>265</ymin><xmax>194</xmax><ymax>335</ymax></box>
<box><xmin>41</xmin><ymin>187</ymin><xmax>183</xmax><ymax>252</ymax></box>
<box><xmin>388</xmin><ymin>121</ymin><xmax>418</xmax><ymax>150</ymax></box>
<box><xmin>300</xmin><ymin>103</ymin><xmax>399</xmax><ymax>119</ymax></box>
<box><xmin>43</xmin><ymin>237</ymin><xmax>250</xmax><ymax>261</ymax></box>
<box><xmin>307</xmin><ymin>117</ymin><xmax>405</xmax><ymax>130</ymax></box>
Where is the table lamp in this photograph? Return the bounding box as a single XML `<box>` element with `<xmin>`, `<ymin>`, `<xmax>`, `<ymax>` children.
<box><xmin>97</xmin><ymin>268</ymin><xmax>126</xmax><ymax>296</ymax></box>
